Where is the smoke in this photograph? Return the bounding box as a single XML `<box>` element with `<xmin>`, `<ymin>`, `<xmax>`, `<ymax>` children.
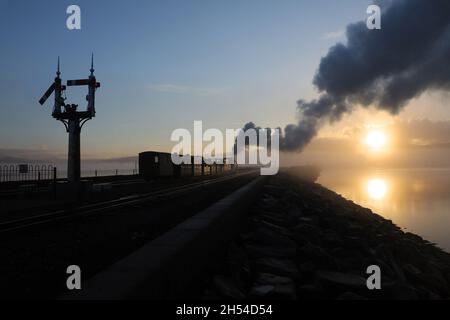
<box><xmin>258</xmin><ymin>0</ymin><xmax>450</xmax><ymax>152</ymax></box>
<box><xmin>233</xmin><ymin>122</ymin><xmax>273</xmax><ymax>156</ymax></box>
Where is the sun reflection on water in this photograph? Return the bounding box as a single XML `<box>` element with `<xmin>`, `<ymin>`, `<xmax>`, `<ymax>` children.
<box><xmin>318</xmin><ymin>168</ymin><xmax>450</xmax><ymax>252</ymax></box>
<box><xmin>367</xmin><ymin>178</ymin><xmax>388</xmax><ymax>200</ymax></box>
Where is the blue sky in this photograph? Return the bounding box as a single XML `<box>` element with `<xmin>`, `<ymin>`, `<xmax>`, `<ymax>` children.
<box><xmin>0</xmin><ymin>0</ymin><xmax>374</xmax><ymax>158</ymax></box>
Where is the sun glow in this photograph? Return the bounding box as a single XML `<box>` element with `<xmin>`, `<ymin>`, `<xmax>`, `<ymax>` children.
<box><xmin>367</xmin><ymin>179</ymin><xmax>387</xmax><ymax>200</ymax></box>
<box><xmin>365</xmin><ymin>130</ymin><xmax>387</xmax><ymax>151</ymax></box>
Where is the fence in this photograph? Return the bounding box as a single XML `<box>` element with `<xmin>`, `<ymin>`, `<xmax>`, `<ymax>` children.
<box><xmin>0</xmin><ymin>164</ymin><xmax>139</xmax><ymax>183</ymax></box>
<box><xmin>82</xmin><ymin>169</ymin><xmax>138</xmax><ymax>178</ymax></box>
<box><xmin>0</xmin><ymin>164</ymin><xmax>55</xmax><ymax>183</ymax></box>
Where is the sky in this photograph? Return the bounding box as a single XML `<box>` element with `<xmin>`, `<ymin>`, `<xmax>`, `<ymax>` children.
<box><xmin>0</xmin><ymin>0</ymin><xmax>449</xmax><ymax>167</ymax></box>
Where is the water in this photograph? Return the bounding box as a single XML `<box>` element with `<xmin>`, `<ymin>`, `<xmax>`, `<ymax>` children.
<box><xmin>318</xmin><ymin>168</ymin><xmax>450</xmax><ymax>253</ymax></box>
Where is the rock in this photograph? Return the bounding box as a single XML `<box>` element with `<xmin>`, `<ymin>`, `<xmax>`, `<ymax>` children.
<box><xmin>299</xmin><ymin>261</ymin><xmax>316</xmax><ymax>274</ymax></box>
<box><xmin>259</xmin><ymin>213</ymin><xmax>290</xmax><ymax>228</ymax></box>
<box><xmin>249</xmin><ymin>285</ymin><xmax>275</xmax><ymax>298</ymax></box>
<box><xmin>415</xmin><ymin>266</ymin><xmax>449</xmax><ymax>295</ymax></box>
<box><xmin>371</xmin><ymin>259</ymin><xmax>395</xmax><ymax>278</ymax></box>
<box><xmin>404</xmin><ymin>232</ymin><xmax>425</xmax><ymax>243</ymax></box>
<box><xmin>297</xmin><ymin>284</ymin><xmax>326</xmax><ymax>300</ymax></box>
<box><xmin>256</xmin><ymin>220</ymin><xmax>292</xmax><ymax>237</ymax></box>
<box><xmin>261</xmin><ymin>195</ymin><xmax>278</xmax><ymax>207</ymax></box>
<box><xmin>298</xmin><ymin>216</ymin><xmax>318</xmax><ymax>225</ymax></box>
<box><xmin>342</xmin><ymin>236</ymin><xmax>364</xmax><ymax>249</ymax></box>
<box><xmin>248</xmin><ymin>226</ymin><xmax>296</xmax><ymax>248</ymax></box>
<box><xmin>394</xmin><ymin>239</ymin><xmax>426</xmax><ymax>263</ymax></box>
<box><xmin>322</xmin><ymin>231</ymin><xmax>344</xmax><ymax>248</ymax></box>
<box><xmin>347</xmin><ymin>223</ymin><xmax>365</xmax><ymax>235</ymax></box>
<box><xmin>297</xmin><ymin>243</ymin><xmax>338</xmax><ymax>270</ymax></box>
<box><xmin>263</xmin><ymin>184</ymin><xmax>285</xmax><ymax>196</ymax></box>
<box><xmin>293</xmin><ymin>223</ymin><xmax>322</xmax><ymax>245</ymax></box>
<box><xmin>386</xmin><ymin>252</ymin><xmax>407</xmax><ymax>282</ymax></box>
<box><xmin>250</xmin><ymin>275</ymin><xmax>296</xmax><ymax>300</ymax></box>
<box><xmin>402</xmin><ymin>263</ymin><xmax>422</xmax><ymax>279</ymax></box>
<box><xmin>212</xmin><ymin>276</ymin><xmax>246</xmax><ymax>300</ymax></box>
<box><xmin>254</xmin><ymin>258</ymin><xmax>301</xmax><ymax>280</ymax></box>
<box><xmin>288</xmin><ymin>205</ymin><xmax>303</xmax><ymax>218</ymax></box>
<box><xmin>200</xmin><ymin>173</ymin><xmax>450</xmax><ymax>300</ymax></box>
<box><xmin>227</xmin><ymin>243</ymin><xmax>251</xmax><ymax>288</ymax></box>
<box><xmin>316</xmin><ymin>270</ymin><xmax>366</xmax><ymax>291</ymax></box>
<box><xmin>273</xmin><ymin>282</ymin><xmax>296</xmax><ymax>300</ymax></box>
<box><xmin>416</xmin><ymin>287</ymin><xmax>442</xmax><ymax>300</ymax></box>
<box><xmin>245</xmin><ymin>244</ymin><xmax>296</xmax><ymax>259</ymax></box>
<box><xmin>256</xmin><ymin>272</ymin><xmax>293</xmax><ymax>284</ymax></box>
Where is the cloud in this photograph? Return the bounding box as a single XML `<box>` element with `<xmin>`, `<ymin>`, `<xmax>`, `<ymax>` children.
<box><xmin>147</xmin><ymin>84</ymin><xmax>227</xmax><ymax>96</ymax></box>
<box><xmin>0</xmin><ymin>148</ymin><xmax>138</xmax><ymax>165</ymax></box>
<box><xmin>246</xmin><ymin>0</ymin><xmax>450</xmax><ymax>153</ymax></box>
<box><xmin>283</xmin><ymin>119</ymin><xmax>450</xmax><ymax>169</ymax></box>
<box><xmin>303</xmin><ymin>119</ymin><xmax>450</xmax><ymax>152</ymax></box>
<box><xmin>0</xmin><ymin>148</ymin><xmax>64</xmax><ymax>164</ymax></box>
<box><xmin>393</xmin><ymin>119</ymin><xmax>450</xmax><ymax>149</ymax></box>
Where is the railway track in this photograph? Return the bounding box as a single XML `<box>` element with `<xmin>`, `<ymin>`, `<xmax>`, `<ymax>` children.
<box><xmin>0</xmin><ymin>170</ymin><xmax>256</xmax><ymax>235</ymax></box>
<box><xmin>0</xmin><ymin>169</ymin><xmax>259</xmax><ymax>298</ymax></box>
<box><xmin>64</xmin><ymin>176</ymin><xmax>267</xmax><ymax>300</ymax></box>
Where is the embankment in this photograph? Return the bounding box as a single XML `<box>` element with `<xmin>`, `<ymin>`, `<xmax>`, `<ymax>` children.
<box><xmin>201</xmin><ymin>172</ymin><xmax>450</xmax><ymax>300</ymax></box>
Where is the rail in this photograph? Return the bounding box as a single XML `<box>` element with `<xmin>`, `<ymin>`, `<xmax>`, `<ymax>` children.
<box><xmin>0</xmin><ymin>170</ymin><xmax>258</xmax><ymax>235</ymax></box>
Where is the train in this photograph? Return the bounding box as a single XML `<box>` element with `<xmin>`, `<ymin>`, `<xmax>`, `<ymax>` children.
<box><xmin>139</xmin><ymin>151</ymin><xmax>236</xmax><ymax>180</ymax></box>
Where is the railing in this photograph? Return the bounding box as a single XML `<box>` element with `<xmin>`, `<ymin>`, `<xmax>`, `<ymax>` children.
<box><xmin>0</xmin><ymin>164</ymin><xmax>55</xmax><ymax>183</ymax></box>
<box><xmin>0</xmin><ymin>165</ymin><xmax>139</xmax><ymax>183</ymax></box>
<box><xmin>84</xmin><ymin>169</ymin><xmax>138</xmax><ymax>178</ymax></box>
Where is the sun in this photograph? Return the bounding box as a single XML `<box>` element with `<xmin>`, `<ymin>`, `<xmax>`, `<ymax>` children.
<box><xmin>365</xmin><ymin>130</ymin><xmax>387</xmax><ymax>151</ymax></box>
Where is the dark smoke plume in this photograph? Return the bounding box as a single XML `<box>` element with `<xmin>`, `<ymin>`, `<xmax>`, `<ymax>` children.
<box><xmin>252</xmin><ymin>0</ymin><xmax>450</xmax><ymax>152</ymax></box>
<box><xmin>233</xmin><ymin>122</ymin><xmax>273</xmax><ymax>156</ymax></box>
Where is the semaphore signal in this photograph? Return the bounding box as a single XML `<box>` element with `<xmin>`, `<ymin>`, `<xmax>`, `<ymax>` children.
<box><xmin>39</xmin><ymin>55</ymin><xmax>101</xmax><ymax>184</ymax></box>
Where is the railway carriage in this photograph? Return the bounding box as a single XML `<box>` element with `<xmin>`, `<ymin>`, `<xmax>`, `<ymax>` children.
<box><xmin>139</xmin><ymin>151</ymin><xmax>235</xmax><ymax>180</ymax></box>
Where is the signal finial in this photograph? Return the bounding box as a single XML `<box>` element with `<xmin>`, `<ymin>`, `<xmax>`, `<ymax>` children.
<box><xmin>57</xmin><ymin>56</ymin><xmax>61</xmax><ymax>77</ymax></box>
<box><xmin>90</xmin><ymin>53</ymin><xmax>95</xmax><ymax>76</ymax></box>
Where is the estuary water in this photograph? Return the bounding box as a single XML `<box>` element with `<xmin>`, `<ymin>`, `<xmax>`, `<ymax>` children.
<box><xmin>318</xmin><ymin>168</ymin><xmax>450</xmax><ymax>252</ymax></box>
